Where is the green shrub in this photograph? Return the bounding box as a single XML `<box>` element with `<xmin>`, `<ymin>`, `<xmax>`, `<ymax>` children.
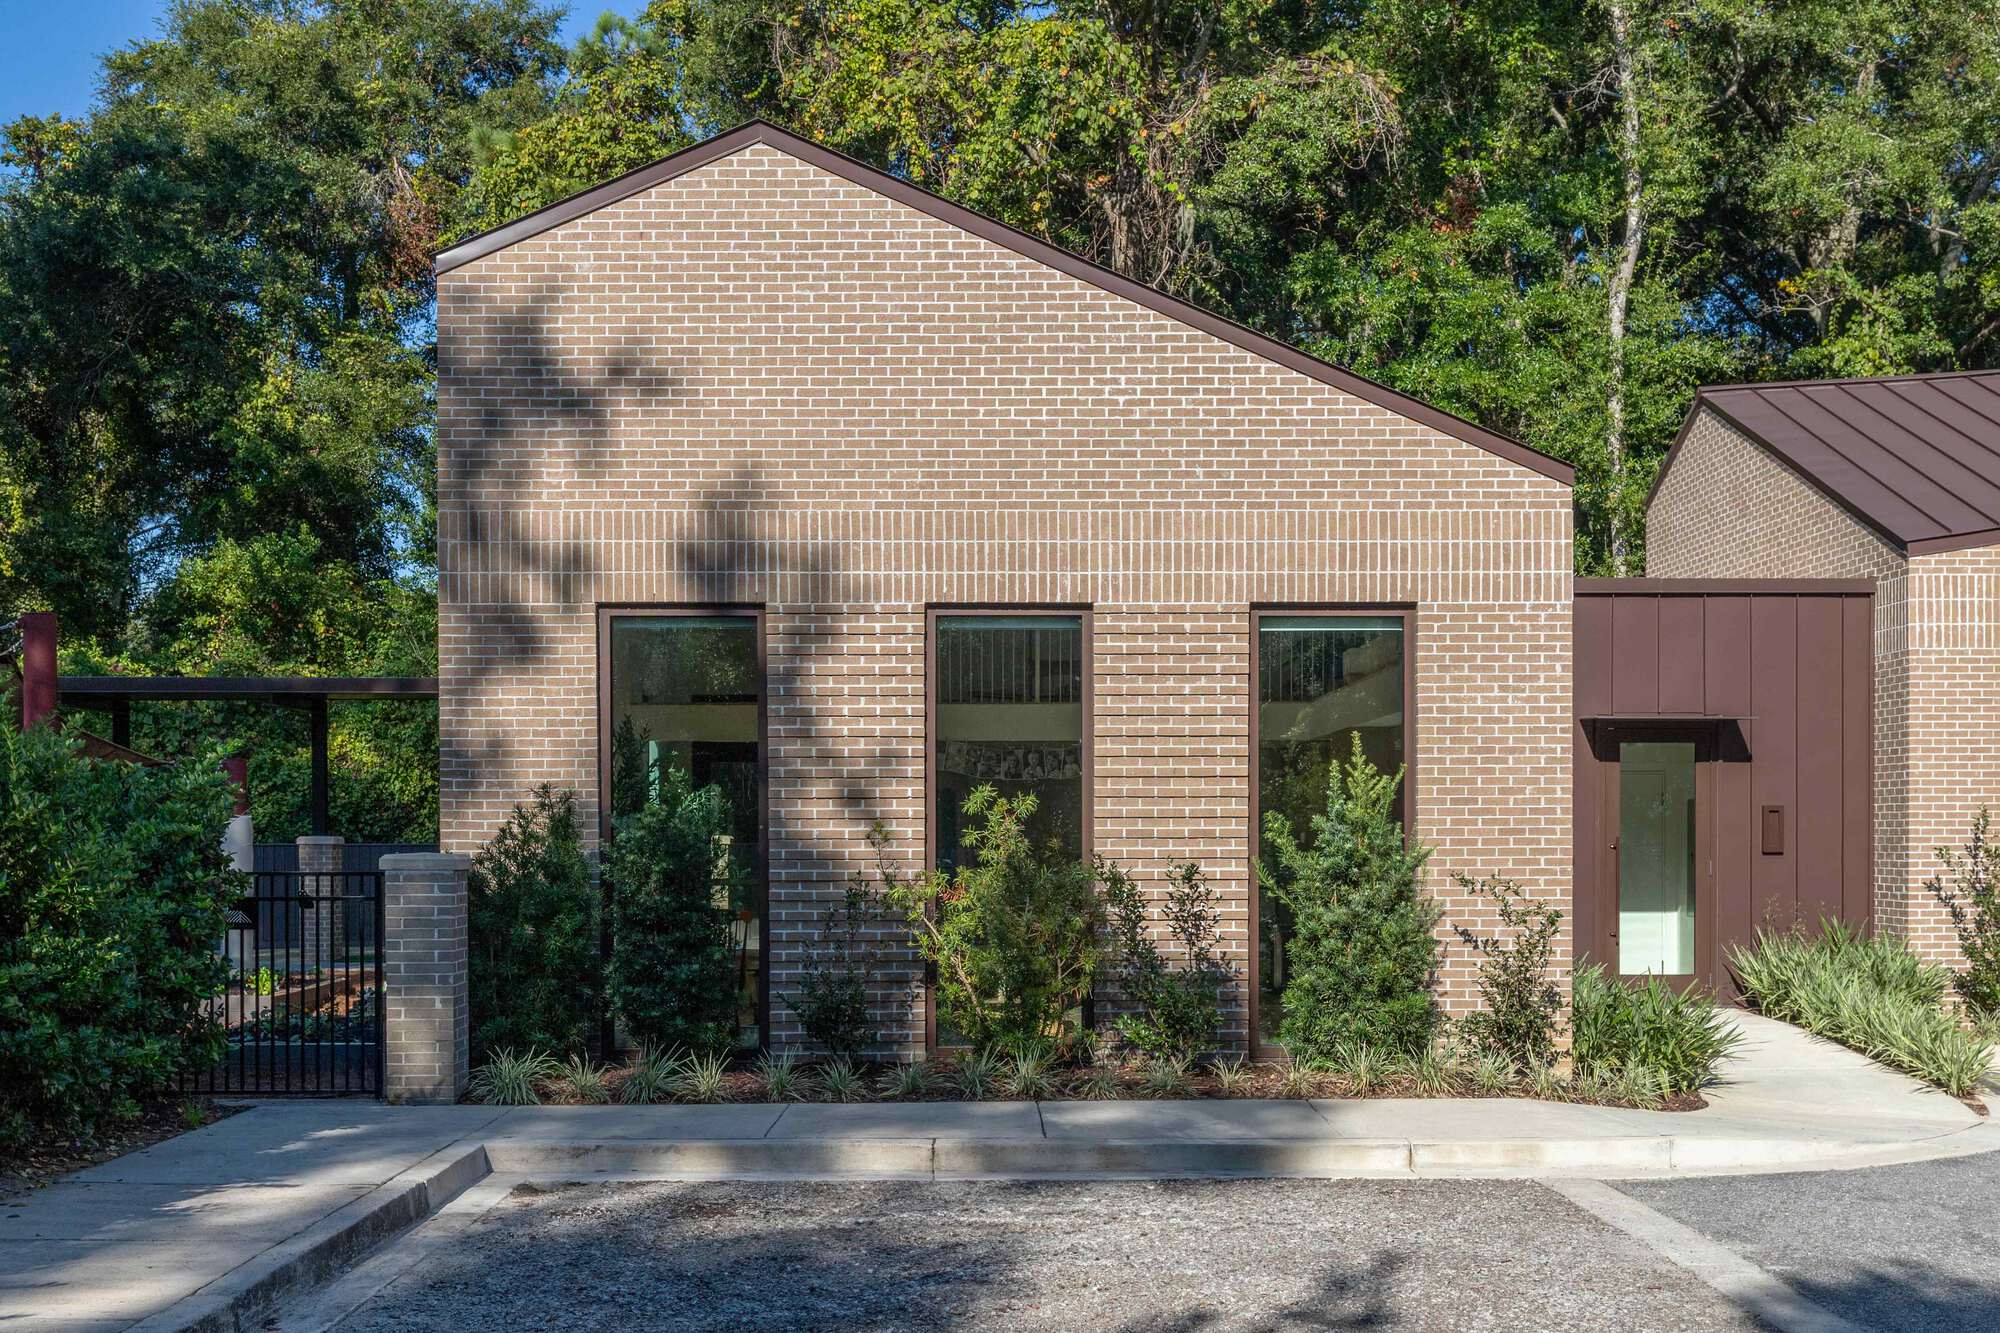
<box><xmin>0</xmin><ymin>726</ymin><xmax>241</xmax><ymax>1149</ymax></box>
<box><xmin>782</xmin><ymin>871</ymin><xmax>878</xmax><ymax>1059</ymax></box>
<box><xmin>467</xmin><ymin>785</ymin><xmax>599</xmax><ymax>1062</ymax></box>
<box><xmin>1104</xmin><ymin>860</ymin><xmax>1227</xmax><ymax>1061</ymax></box>
<box><xmin>1570</xmin><ymin>965</ymin><xmax>1740</xmax><ymax>1098</ymax></box>
<box><xmin>1259</xmin><ymin>734</ymin><xmax>1438</xmax><ymax>1061</ymax></box>
<box><xmin>469</xmin><ymin>1047</ymin><xmax>560</xmax><ymax>1105</ymax></box>
<box><xmin>1729</xmin><ymin>922</ymin><xmax>1991</xmax><ymax>1097</ymax></box>
<box><xmin>877</xmin><ymin>787</ymin><xmax>1106</xmax><ymax>1052</ymax></box>
<box><xmin>604</xmin><ymin>767</ymin><xmax>741</xmax><ymax>1054</ymax></box>
<box><xmin>1452</xmin><ymin>875</ymin><xmax>1564</xmax><ymax>1068</ymax></box>
<box><xmin>1925</xmin><ymin>808</ymin><xmax>2000</xmax><ymax>1017</ymax></box>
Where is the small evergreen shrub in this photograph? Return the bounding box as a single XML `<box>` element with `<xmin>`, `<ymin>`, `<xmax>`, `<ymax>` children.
<box><xmin>1452</xmin><ymin>875</ymin><xmax>1565</xmax><ymax>1069</ymax></box>
<box><xmin>0</xmin><ymin>726</ymin><xmax>240</xmax><ymax>1148</ymax></box>
<box><xmin>1259</xmin><ymin>735</ymin><xmax>1438</xmax><ymax>1061</ymax></box>
<box><xmin>1104</xmin><ymin>860</ymin><xmax>1228</xmax><ymax>1061</ymax></box>
<box><xmin>1729</xmin><ymin>922</ymin><xmax>1991</xmax><ymax>1097</ymax></box>
<box><xmin>877</xmin><ymin>787</ymin><xmax>1106</xmax><ymax>1052</ymax></box>
<box><xmin>605</xmin><ymin>767</ymin><xmax>740</xmax><ymax>1054</ymax></box>
<box><xmin>1571</xmin><ymin>964</ymin><xmax>1740</xmax><ymax>1097</ymax></box>
<box><xmin>782</xmin><ymin>873</ymin><xmax>878</xmax><ymax>1059</ymax></box>
<box><xmin>467</xmin><ymin>785</ymin><xmax>599</xmax><ymax>1062</ymax></box>
<box><xmin>1925</xmin><ymin>808</ymin><xmax>2000</xmax><ymax>1017</ymax></box>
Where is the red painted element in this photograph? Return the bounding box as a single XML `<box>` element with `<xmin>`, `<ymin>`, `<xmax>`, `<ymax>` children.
<box><xmin>221</xmin><ymin>753</ymin><xmax>250</xmax><ymax>816</ymax></box>
<box><xmin>19</xmin><ymin>612</ymin><xmax>57</xmax><ymax>730</ymax></box>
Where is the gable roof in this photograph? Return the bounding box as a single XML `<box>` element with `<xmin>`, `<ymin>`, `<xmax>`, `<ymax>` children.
<box><xmin>1654</xmin><ymin>370</ymin><xmax>2000</xmax><ymax>555</ymax></box>
<box><xmin>434</xmin><ymin>120</ymin><xmax>1573</xmax><ymax>485</ymax></box>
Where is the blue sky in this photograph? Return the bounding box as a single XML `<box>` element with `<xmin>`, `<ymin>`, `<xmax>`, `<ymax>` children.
<box><xmin>0</xmin><ymin>1</ymin><xmax>644</xmax><ymax>125</ymax></box>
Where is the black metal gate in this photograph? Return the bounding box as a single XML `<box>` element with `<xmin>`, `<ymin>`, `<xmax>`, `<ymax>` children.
<box><xmin>187</xmin><ymin>870</ymin><xmax>385</xmax><ymax>1096</ymax></box>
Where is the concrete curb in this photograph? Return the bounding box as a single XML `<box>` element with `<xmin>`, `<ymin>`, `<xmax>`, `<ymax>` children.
<box><xmin>479</xmin><ymin>1131</ymin><xmax>1995</xmax><ymax>1181</ymax></box>
<box><xmin>125</xmin><ymin>1142</ymin><xmax>490</xmax><ymax>1333</ymax></box>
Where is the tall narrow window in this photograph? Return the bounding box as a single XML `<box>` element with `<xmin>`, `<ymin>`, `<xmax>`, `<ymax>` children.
<box><xmin>932</xmin><ymin>614</ymin><xmax>1087</xmax><ymax>869</ymax></box>
<box><xmin>1254</xmin><ymin>613</ymin><xmax>1407</xmax><ymax>1050</ymax></box>
<box><xmin>1617</xmin><ymin>740</ymin><xmax>1697</xmax><ymax>976</ymax></box>
<box><xmin>605</xmin><ymin>613</ymin><xmax>764</xmax><ymax>1048</ymax></box>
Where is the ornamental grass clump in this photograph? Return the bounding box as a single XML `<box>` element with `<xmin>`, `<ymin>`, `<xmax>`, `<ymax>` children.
<box><xmin>1259</xmin><ymin>736</ymin><xmax>1438</xmax><ymax>1064</ymax></box>
<box><xmin>877</xmin><ymin>789</ymin><xmax>1107</xmax><ymax>1053</ymax></box>
<box><xmin>470</xmin><ymin>1048</ymin><xmax>561</xmax><ymax>1105</ymax></box>
<box><xmin>618</xmin><ymin>1044</ymin><xmax>682</xmax><ymax>1104</ymax></box>
<box><xmin>670</xmin><ymin>1050</ymin><xmax>730</xmax><ymax>1104</ymax></box>
<box><xmin>1729</xmin><ymin>922</ymin><xmax>1992</xmax><ymax>1098</ymax></box>
<box><xmin>550</xmin><ymin>1054</ymin><xmax>611</xmax><ymax>1104</ymax></box>
<box><xmin>1570</xmin><ymin>964</ymin><xmax>1739</xmax><ymax>1098</ymax></box>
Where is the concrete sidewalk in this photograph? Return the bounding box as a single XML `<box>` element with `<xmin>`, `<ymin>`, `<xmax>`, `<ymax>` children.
<box><xmin>3</xmin><ymin>1012</ymin><xmax>1993</xmax><ymax>1332</ymax></box>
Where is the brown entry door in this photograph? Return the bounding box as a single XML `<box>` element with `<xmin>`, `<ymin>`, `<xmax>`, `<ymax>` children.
<box><xmin>1599</xmin><ymin>725</ymin><xmax>1717</xmax><ymax>991</ymax></box>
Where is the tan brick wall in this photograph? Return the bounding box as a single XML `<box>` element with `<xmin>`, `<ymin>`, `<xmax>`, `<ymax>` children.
<box><xmin>437</xmin><ymin>142</ymin><xmax>1575</xmax><ymax>1054</ymax></box>
<box><xmin>1646</xmin><ymin>405</ymin><xmax>1987</xmax><ymax>963</ymax></box>
<box><xmin>1902</xmin><ymin>547</ymin><xmax>2000</xmax><ymax>961</ymax></box>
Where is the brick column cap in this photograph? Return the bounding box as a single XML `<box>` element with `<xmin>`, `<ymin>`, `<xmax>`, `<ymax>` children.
<box><xmin>297</xmin><ymin>834</ymin><xmax>346</xmax><ymax>847</ymax></box>
<box><xmin>380</xmin><ymin>852</ymin><xmax>473</xmax><ymax>873</ymax></box>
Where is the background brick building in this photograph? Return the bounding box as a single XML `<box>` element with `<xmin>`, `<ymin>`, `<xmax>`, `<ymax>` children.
<box><xmin>1648</xmin><ymin>373</ymin><xmax>2000</xmax><ymax>964</ymax></box>
<box><xmin>434</xmin><ymin>123</ymin><xmax>1576</xmax><ymax>1057</ymax></box>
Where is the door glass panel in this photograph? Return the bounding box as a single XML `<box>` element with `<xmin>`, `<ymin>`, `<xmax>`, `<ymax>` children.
<box><xmin>1618</xmin><ymin>740</ymin><xmax>1697</xmax><ymax>976</ymax></box>
<box><xmin>608</xmin><ymin>615</ymin><xmax>762</xmax><ymax>1048</ymax></box>
<box><xmin>1257</xmin><ymin>615</ymin><xmax>1405</xmax><ymax>1046</ymax></box>
<box><xmin>934</xmin><ymin>615</ymin><xmax>1085</xmax><ymax>869</ymax></box>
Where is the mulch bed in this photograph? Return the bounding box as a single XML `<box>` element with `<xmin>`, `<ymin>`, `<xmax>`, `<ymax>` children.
<box><xmin>0</xmin><ymin>1099</ymin><xmax>244</xmax><ymax>1202</ymax></box>
<box><xmin>554</xmin><ymin>1059</ymin><xmax>1706</xmax><ymax>1112</ymax></box>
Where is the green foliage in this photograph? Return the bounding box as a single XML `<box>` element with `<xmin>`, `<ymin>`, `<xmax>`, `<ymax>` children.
<box><xmin>781</xmin><ymin>874</ymin><xmax>878</xmax><ymax>1059</ymax></box>
<box><xmin>468</xmin><ymin>1047</ymin><xmax>560</xmax><ymax>1105</ymax></box>
<box><xmin>467</xmin><ymin>785</ymin><xmax>599</xmax><ymax>1061</ymax></box>
<box><xmin>550</xmin><ymin>1053</ymin><xmax>611</xmax><ymax>1104</ymax></box>
<box><xmin>814</xmin><ymin>1056</ymin><xmax>868</xmax><ymax>1103</ymax></box>
<box><xmin>1925</xmin><ymin>808</ymin><xmax>2000</xmax><ymax>1017</ymax></box>
<box><xmin>669</xmin><ymin>1049</ymin><xmax>730</xmax><ymax>1102</ymax></box>
<box><xmin>1729</xmin><ymin>921</ymin><xmax>1992</xmax><ymax>1097</ymax></box>
<box><xmin>876</xmin><ymin>787</ymin><xmax>1107</xmax><ymax>1053</ymax></box>
<box><xmin>1570</xmin><ymin>965</ymin><xmax>1741</xmax><ymax>1099</ymax></box>
<box><xmin>1452</xmin><ymin>876</ymin><xmax>1565</xmax><ymax>1069</ymax></box>
<box><xmin>604</xmin><ymin>766</ymin><xmax>740</xmax><ymax>1054</ymax></box>
<box><xmin>1259</xmin><ymin>735</ymin><xmax>1438</xmax><ymax>1062</ymax></box>
<box><xmin>0</xmin><ymin>726</ymin><xmax>241</xmax><ymax>1148</ymax></box>
<box><xmin>616</xmin><ymin>1042</ymin><xmax>681</xmax><ymax>1103</ymax></box>
<box><xmin>1104</xmin><ymin>860</ymin><xmax>1227</xmax><ymax>1061</ymax></box>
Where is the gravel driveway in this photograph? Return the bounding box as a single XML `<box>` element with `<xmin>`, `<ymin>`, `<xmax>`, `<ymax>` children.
<box><xmin>321</xmin><ymin>1178</ymin><xmax>1762</xmax><ymax>1331</ymax></box>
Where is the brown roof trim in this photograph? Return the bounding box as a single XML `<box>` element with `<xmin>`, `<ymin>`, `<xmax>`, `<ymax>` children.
<box><xmin>1645</xmin><ymin>395</ymin><xmax>1914</xmax><ymax>552</ymax></box>
<box><xmin>58</xmin><ymin>676</ymin><xmax>439</xmax><ymax>702</ymax></box>
<box><xmin>434</xmin><ymin>120</ymin><xmax>1573</xmax><ymax>485</ymax></box>
<box><xmin>1575</xmin><ymin>577</ymin><xmax>1875</xmax><ymax>596</ymax></box>
<box><xmin>1907</xmin><ymin>526</ymin><xmax>2000</xmax><ymax>556</ymax></box>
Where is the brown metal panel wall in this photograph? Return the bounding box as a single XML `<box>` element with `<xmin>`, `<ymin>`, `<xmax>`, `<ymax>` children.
<box><xmin>1794</xmin><ymin>598</ymin><xmax>1846</xmax><ymax>928</ymax></box>
<box><xmin>1658</xmin><ymin>597</ymin><xmax>1707</xmax><ymax>714</ymax></box>
<box><xmin>1705</xmin><ymin>597</ymin><xmax>1755</xmax><ymax>994</ymax></box>
<box><xmin>1572</xmin><ymin>597</ymin><xmax>1614</xmax><ymax>962</ymax></box>
<box><xmin>1611</xmin><ymin>597</ymin><xmax>1661</xmax><ymax>715</ymax></box>
<box><xmin>1575</xmin><ymin>584</ymin><xmax>1872</xmax><ymax>993</ymax></box>
<box><xmin>1749</xmin><ymin>597</ymin><xmax>1800</xmax><ymax>934</ymax></box>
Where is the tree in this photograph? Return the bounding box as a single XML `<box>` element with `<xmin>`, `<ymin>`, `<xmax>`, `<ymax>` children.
<box><xmin>1259</xmin><ymin>734</ymin><xmax>1438</xmax><ymax>1060</ymax></box>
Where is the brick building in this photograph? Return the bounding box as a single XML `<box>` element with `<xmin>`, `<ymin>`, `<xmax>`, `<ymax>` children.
<box><xmin>433</xmin><ymin>122</ymin><xmax>1576</xmax><ymax>1057</ymax></box>
<box><xmin>1648</xmin><ymin>372</ymin><xmax>2000</xmax><ymax>965</ymax></box>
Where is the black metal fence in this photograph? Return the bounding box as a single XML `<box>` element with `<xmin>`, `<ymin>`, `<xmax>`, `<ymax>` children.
<box><xmin>187</xmin><ymin>870</ymin><xmax>385</xmax><ymax>1096</ymax></box>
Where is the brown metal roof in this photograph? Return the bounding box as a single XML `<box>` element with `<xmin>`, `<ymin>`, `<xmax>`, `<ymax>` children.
<box><xmin>434</xmin><ymin>120</ymin><xmax>1573</xmax><ymax>485</ymax></box>
<box><xmin>1654</xmin><ymin>370</ymin><xmax>2000</xmax><ymax>555</ymax></box>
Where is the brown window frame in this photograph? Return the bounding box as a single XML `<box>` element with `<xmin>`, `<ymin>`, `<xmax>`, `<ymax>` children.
<box><xmin>596</xmin><ymin>604</ymin><xmax>770</xmax><ymax>1053</ymax></box>
<box><xmin>1247</xmin><ymin>605</ymin><xmax>1418</xmax><ymax>1060</ymax></box>
<box><xmin>923</xmin><ymin>605</ymin><xmax>1094</xmax><ymax>1054</ymax></box>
